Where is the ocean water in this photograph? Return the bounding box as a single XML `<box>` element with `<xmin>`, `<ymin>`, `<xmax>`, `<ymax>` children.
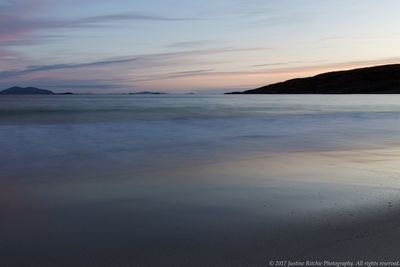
<box><xmin>2</xmin><ymin>94</ymin><xmax>400</xmax><ymax>266</ymax></box>
<box><xmin>2</xmin><ymin>94</ymin><xmax>400</xmax><ymax>180</ymax></box>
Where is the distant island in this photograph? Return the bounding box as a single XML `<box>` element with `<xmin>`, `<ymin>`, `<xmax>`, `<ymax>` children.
<box><xmin>0</xmin><ymin>87</ymin><xmax>167</xmax><ymax>95</ymax></box>
<box><xmin>226</xmin><ymin>64</ymin><xmax>400</xmax><ymax>94</ymax></box>
<box><xmin>129</xmin><ymin>91</ymin><xmax>167</xmax><ymax>95</ymax></box>
<box><xmin>0</xmin><ymin>86</ymin><xmax>55</xmax><ymax>95</ymax></box>
<box><xmin>58</xmin><ymin>92</ymin><xmax>74</xmax><ymax>95</ymax></box>
<box><xmin>0</xmin><ymin>86</ymin><xmax>75</xmax><ymax>95</ymax></box>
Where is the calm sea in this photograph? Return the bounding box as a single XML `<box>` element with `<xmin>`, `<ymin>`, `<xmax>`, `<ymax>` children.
<box><xmin>1</xmin><ymin>94</ymin><xmax>400</xmax><ymax>266</ymax></box>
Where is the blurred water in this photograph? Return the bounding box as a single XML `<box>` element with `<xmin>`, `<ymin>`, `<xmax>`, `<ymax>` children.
<box><xmin>1</xmin><ymin>94</ymin><xmax>400</xmax><ymax>180</ymax></box>
<box><xmin>2</xmin><ymin>94</ymin><xmax>400</xmax><ymax>265</ymax></box>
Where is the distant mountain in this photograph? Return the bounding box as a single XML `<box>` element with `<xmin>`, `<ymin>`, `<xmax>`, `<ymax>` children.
<box><xmin>0</xmin><ymin>86</ymin><xmax>55</xmax><ymax>95</ymax></box>
<box><xmin>129</xmin><ymin>91</ymin><xmax>167</xmax><ymax>95</ymax></box>
<box><xmin>226</xmin><ymin>64</ymin><xmax>400</xmax><ymax>94</ymax></box>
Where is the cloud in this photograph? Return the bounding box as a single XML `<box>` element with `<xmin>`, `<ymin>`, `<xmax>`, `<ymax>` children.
<box><xmin>42</xmin><ymin>81</ymin><xmax>128</xmax><ymax>90</ymax></box>
<box><xmin>170</xmin><ymin>69</ymin><xmax>214</xmax><ymax>76</ymax></box>
<box><xmin>0</xmin><ymin>44</ymin><xmax>276</xmax><ymax>91</ymax></box>
<box><xmin>0</xmin><ymin>0</ymin><xmax>201</xmax><ymax>47</ymax></box>
<box><xmin>129</xmin><ymin>69</ymin><xmax>215</xmax><ymax>82</ymax></box>
<box><xmin>0</xmin><ymin>13</ymin><xmax>195</xmax><ymax>45</ymax></box>
<box><xmin>47</xmin><ymin>84</ymin><xmax>125</xmax><ymax>89</ymax></box>
<box><xmin>0</xmin><ymin>46</ymin><xmax>272</xmax><ymax>80</ymax></box>
<box><xmin>0</xmin><ymin>57</ymin><xmax>138</xmax><ymax>79</ymax></box>
<box><xmin>251</xmin><ymin>60</ymin><xmax>327</xmax><ymax>68</ymax></box>
<box><xmin>0</xmin><ymin>49</ymin><xmax>19</xmax><ymax>58</ymax></box>
<box><xmin>81</xmin><ymin>13</ymin><xmax>199</xmax><ymax>23</ymax></box>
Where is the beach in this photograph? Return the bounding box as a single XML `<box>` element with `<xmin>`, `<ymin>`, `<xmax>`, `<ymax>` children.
<box><xmin>1</xmin><ymin>95</ymin><xmax>400</xmax><ymax>266</ymax></box>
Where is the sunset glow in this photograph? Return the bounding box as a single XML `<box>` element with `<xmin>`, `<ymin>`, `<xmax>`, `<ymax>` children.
<box><xmin>1</xmin><ymin>0</ymin><xmax>400</xmax><ymax>93</ymax></box>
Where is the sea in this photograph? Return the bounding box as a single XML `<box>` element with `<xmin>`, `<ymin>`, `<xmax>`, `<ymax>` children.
<box><xmin>2</xmin><ymin>94</ymin><xmax>400</xmax><ymax>266</ymax></box>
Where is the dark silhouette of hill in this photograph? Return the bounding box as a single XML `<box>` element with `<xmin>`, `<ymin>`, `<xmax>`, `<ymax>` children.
<box><xmin>227</xmin><ymin>64</ymin><xmax>400</xmax><ymax>94</ymax></box>
<box><xmin>0</xmin><ymin>86</ymin><xmax>55</xmax><ymax>95</ymax></box>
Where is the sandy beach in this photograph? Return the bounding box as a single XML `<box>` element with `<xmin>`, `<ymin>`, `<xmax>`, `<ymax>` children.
<box><xmin>2</xmin><ymin>145</ymin><xmax>400</xmax><ymax>266</ymax></box>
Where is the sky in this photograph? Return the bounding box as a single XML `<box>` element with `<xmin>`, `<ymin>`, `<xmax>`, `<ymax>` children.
<box><xmin>1</xmin><ymin>0</ymin><xmax>400</xmax><ymax>93</ymax></box>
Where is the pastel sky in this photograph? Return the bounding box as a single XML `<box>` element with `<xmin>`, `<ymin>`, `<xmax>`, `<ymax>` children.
<box><xmin>1</xmin><ymin>0</ymin><xmax>400</xmax><ymax>93</ymax></box>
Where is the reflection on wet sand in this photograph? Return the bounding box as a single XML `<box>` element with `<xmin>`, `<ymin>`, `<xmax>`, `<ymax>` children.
<box><xmin>2</xmin><ymin>146</ymin><xmax>400</xmax><ymax>266</ymax></box>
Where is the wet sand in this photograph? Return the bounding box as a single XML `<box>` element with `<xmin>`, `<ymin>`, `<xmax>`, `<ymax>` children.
<box><xmin>2</xmin><ymin>146</ymin><xmax>400</xmax><ymax>266</ymax></box>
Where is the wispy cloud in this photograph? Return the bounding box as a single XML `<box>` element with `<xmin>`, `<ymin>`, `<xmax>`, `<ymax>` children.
<box><xmin>0</xmin><ymin>44</ymin><xmax>275</xmax><ymax>91</ymax></box>
<box><xmin>0</xmin><ymin>0</ymin><xmax>201</xmax><ymax>47</ymax></box>
<box><xmin>0</xmin><ymin>57</ymin><xmax>138</xmax><ymax>79</ymax></box>
<box><xmin>170</xmin><ymin>69</ymin><xmax>214</xmax><ymax>76</ymax></box>
<box><xmin>82</xmin><ymin>13</ymin><xmax>200</xmax><ymax>23</ymax></box>
<box><xmin>251</xmin><ymin>60</ymin><xmax>327</xmax><ymax>68</ymax></box>
<box><xmin>0</xmin><ymin>46</ymin><xmax>272</xmax><ymax>80</ymax></box>
<box><xmin>44</xmin><ymin>81</ymin><xmax>128</xmax><ymax>90</ymax></box>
